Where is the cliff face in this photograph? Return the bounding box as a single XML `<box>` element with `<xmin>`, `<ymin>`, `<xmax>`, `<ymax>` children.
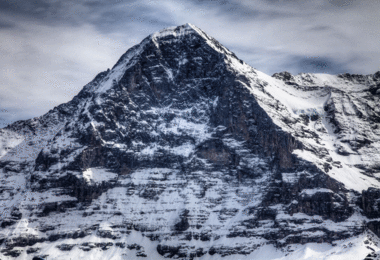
<box><xmin>1</xmin><ymin>24</ymin><xmax>380</xmax><ymax>259</ymax></box>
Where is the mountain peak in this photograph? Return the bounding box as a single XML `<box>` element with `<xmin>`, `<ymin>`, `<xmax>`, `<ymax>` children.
<box><xmin>149</xmin><ymin>23</ymin><xmax>227</xmax><ymax>55</ymax></box>
<box><xmin>91</xmin><ymin>24</ymin><xmax>250</xmax><ymax>94</ymax></box>
<box><xmin>2</xmin><ymin>22</ymin><xmax>380</xmax><ymax>260</ymax></box>
<box><xmin>151</xmin><ymin>23</ymin><xmax>199</xmax><ymax>39</ymax></box>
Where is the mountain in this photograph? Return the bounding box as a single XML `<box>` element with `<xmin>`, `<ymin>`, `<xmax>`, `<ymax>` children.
<box><xmin>1</xmin><ymin>23</ymin><xmax>380</xmax><ymax>260</ymax></box>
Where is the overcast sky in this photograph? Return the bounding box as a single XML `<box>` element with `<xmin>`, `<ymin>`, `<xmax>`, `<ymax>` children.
<box><xmin>1</xmin><ymin>0</ymin><xmax>379</xmax><ymax>127</ymax></box>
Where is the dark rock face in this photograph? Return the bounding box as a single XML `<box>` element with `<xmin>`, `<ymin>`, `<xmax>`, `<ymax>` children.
<box><xmin>362</xmin><ymin>188</ymin><xmax>380</xmax><ymax>219</ymax></box>
<box><xmin>0</xmin><ymin>23</ymin><xmax>380</xmax><ymax>259</ymax></box>
<box><xmin>272</xmin><ymin>71</ymin><xmax>295</xmax><ymax>82</ymax></box>
<box><xmin>174</xmin><ymin>209</ymin><xmax>190</xmax><ymax>232</ymax></box>
<box><xmin>360</xmin><ymin>188</ymin><xmax>380</xmax><ymax>238</ymax></box>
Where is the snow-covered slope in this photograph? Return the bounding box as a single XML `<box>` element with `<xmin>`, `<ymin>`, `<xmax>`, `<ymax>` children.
<box><xmin>0</xmin><ymin>23</ymin><xmax>380</xmax><ymax>260</ymax></box>
<box><xmin>270</xmin><ymin>71</ymin><xmax>380</xmax><ymax>191</ymax></box>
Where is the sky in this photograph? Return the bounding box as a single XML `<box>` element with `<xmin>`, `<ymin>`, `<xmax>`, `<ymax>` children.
<box><xmin>0</xmin><ymin>0</ymin><xmax>379</xmax><ymax>127</ymax></box>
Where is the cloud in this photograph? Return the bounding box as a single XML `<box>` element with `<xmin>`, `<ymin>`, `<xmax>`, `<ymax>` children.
<box><xmin>327</xmin><ymin>0</ymin><xmax>355</xmax><ymax>8</ymax></box>
<box><xmin>0</xmin><ymin>22</ymin><xmax>128</xmax><ymax>127</ymax></box>
<box><xmin>175</xmin><ymin>0</ymin><xmax>380</xmax><ymax>75</ymax></box>
<box><xmin>0</xmin><ymin>19</ymin><xmax>16</xmax><ymax>29</ymax></box>
<box><xmin>282</xmin><ymin>55</ymin><xmax>351</xmax><ymax>75</ymax></box>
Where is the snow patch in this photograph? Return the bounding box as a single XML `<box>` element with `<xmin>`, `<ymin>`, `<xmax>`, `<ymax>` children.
<box><xmin>83</xmin><ymin>168</ymin><xmax>118</xmax><ymax>184</ymax></box>
<box><xmin>301</xmin><ymin>188</ymin><xmax>334</xmax><ymax>196</ymax></box>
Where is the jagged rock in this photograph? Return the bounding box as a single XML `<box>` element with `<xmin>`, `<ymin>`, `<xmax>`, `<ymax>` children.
<box><xmin>56</xmin><ymin>244</ymin><xmax>76</xmax><ymax>251</ymax></box>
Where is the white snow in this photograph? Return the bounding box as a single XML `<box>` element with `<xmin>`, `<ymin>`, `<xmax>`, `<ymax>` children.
<box><xmin>4</xmin><ymin>231</ymin><xmax>377</xmax><ymax>260</ymax></box>
<box><xmin>139</xmin><ymin>142</ymin><xmax>195</xmax><ymax>157</ymax></box>
<box><xmin>0</xmin><ymin>123</ymin><xmax>65</xmax><ymax>162</ymax></box>
<box><xmin>255</xmin><ymin>70</ymin><xmax>332</xmax><ymax>117</ymax></box>
<box><xmin>95</xmin><ymin>37</ymin><xmax>150</xmax><ymax>94</ymax></box>
<box><xmin>169</xmin><ymin>142</ymin><xmax>194</xmax><ymax>157</ymax></box>
<box><xmin>282</xmin><ymin>172</ymin><xmax>300</xmax><ymax>184</ymax></box>
<box><xmin>236</xmin><ymin>65</ymin><xmax>380</xmax><ymax>192</ymax></box>
<box><xmin>0</xmin><ymin>129</ymin><xmax>24</xmax><ymax>158</ymax></box>
<box><xmin>301</xmin><ymin>188</ymin><xmax>334</xmax><ymax>196</ymax></box>
<box><xmin>83</xmin><ymin>168</ymin><xmax>118</xmax><ymax>184</ymax></box>
<box><xmin>223</xmin><ymin>138</ymin><xmax>245</xmax><ymax>148</ymax></box>
<box><xmin>152</xmin><ymin>23</ymin><xmax>196</xmax><ymax>39</ymax></box>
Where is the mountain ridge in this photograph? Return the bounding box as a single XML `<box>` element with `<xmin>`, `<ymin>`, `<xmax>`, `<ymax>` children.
<box><xmin>0</xmin><ymin>24</ymin><xmax>380</xmax><ymax>259</ymax></box>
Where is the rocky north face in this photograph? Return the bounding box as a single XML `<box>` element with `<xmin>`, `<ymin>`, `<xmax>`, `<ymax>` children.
<box><xmin>1</xmin><ymin>23</ymin><xmax>380</xmax><ymax>259</ymax></box>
